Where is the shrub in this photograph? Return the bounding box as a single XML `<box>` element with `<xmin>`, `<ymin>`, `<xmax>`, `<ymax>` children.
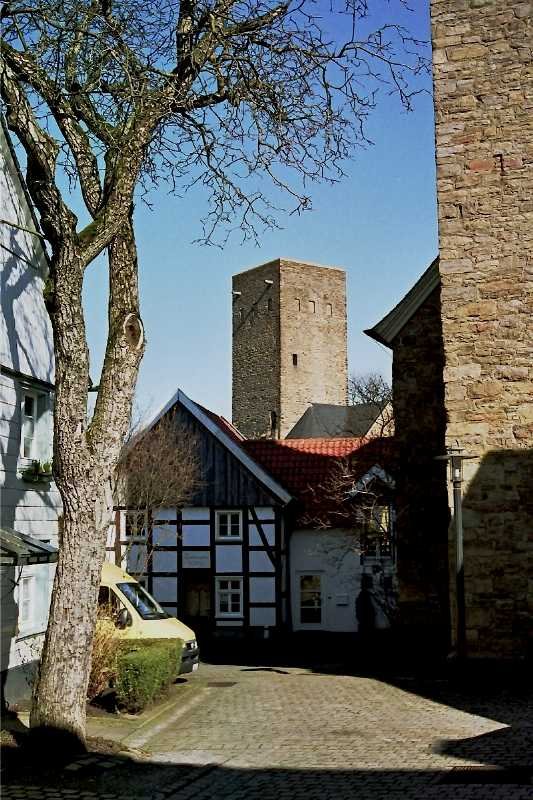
<box><xmin>115</xmin><ymin>639</ymin><xmax>183</xmax><ymax>713</ymax></box>
<box><xmin>88</xmin><ymin>614</ymin><xmax>120</xmax><ymax>701</ymax></box>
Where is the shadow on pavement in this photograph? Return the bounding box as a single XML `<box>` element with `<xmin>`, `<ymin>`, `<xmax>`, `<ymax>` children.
<box><xmin>2</xmin><ymin>747</ymin><xmax>533</xmax><ymax>799</ymax></box>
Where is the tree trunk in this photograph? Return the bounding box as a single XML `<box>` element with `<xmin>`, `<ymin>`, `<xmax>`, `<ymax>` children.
<box><xmin>29</xmin><ymin>476</ymin><xmax>108</xmax><ymax>747</ymax></box>
<box><xmin>30</xmin><ymin>221</ymin><xmax>143</xmax><ymax>752</ymax></box>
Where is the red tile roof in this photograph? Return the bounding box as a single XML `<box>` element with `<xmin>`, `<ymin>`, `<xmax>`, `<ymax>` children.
<box><xmin>243</xmin><ymin>437</ymin><xmax>395</xmax><ymax>525</ymax></box>
<box><xmin>195</xmin><ymin>403</ymin><xmax>246</xmax><ymax>445</ymax></box>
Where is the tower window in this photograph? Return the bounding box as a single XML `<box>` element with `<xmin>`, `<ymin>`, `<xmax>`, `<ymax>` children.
<box><xmin>292</xmin><ymin>354</ymin><xmax>298</xmax><ymax>366</ymax></box>
<box><xmin>295</xmin><ymin>298</ymin><xmax>301</xmax><ymax>311</ymax></box>
<box><xmin>267</xmin><ymin>298</ymin><xmax>273</xmax><ymax>311</ymax></box>
<box><xmin>270</xmin><ymin>410</ymin><xmax>278</xmax><ymax>437</ymax></box>
<box><xmin>326</xmin><ymin>303</ymin><xmax>333</xmax><ymax>316</ymax></box>
<box><xmin>308</xmin><ymin>300</ymin><xmax>316</xmax><ymax>314</ymax></box>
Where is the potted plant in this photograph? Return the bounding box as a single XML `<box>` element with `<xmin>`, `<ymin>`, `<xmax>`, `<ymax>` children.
<box><xmin>20</xmin><ymin>459</ymin><xmax>54</xmax><ymax>483</ymax></box>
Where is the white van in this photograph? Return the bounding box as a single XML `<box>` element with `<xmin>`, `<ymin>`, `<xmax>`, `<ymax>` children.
<box><xmin>99</xmin><ymin>561</ymin><xmax>199</xmax><ymax>674</ymax></box>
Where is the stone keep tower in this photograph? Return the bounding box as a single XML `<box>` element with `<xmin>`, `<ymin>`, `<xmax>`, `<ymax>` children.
<box><xmin>232</xmin><ymin>258</ymin><xmax>348</xmax><ymax>438</ymax></box>
<box><xmin>432</xmin><ymin>1</ymin><xmax>532</xmax><ymax>656</ymax></box>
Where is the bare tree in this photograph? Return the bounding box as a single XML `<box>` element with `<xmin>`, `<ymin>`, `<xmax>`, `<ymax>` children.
<box><xmin>348</xmin><ymin>371</ymin><xmax>392</xmax><ymax>406</ymax></box>
<box><xmin>115</xmin><ymin>411</ymin><xmax>201</xmax><ymax>574</ymax></box>
<box><xmin>1</xmin><ymin>0</ymin><xmax>428</xmax><ymax>746</ymax></box>
<box><xmin>117</xmin><ymin>411</ymin><xmax>200</xmax><ymax>519</ymax></box>
<box><xmin>348</xmin><ymin>371</ymin><xmax>394</xmax><ymax>436</ymax></box>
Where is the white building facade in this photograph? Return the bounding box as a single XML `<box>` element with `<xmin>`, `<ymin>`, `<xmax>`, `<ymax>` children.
<box><xmin>1</xmin><ymin>120</ymin><xmax>59</xmax><ymax>707</ymax></box>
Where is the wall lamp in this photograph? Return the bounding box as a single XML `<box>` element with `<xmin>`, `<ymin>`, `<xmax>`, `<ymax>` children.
<box><xmin>264</xmin><ymin>279</ymin><xmax>274</xmax><ymax>285</ymax></box>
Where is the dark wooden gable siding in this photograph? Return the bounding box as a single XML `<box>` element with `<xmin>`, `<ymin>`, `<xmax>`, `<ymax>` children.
<box><xmin>172</xmin><ymin>403</ymin><xmax>283</xmax><ymax>508</ymax></box>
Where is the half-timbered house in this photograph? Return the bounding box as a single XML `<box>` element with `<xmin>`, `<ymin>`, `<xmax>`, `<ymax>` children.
<box><xmin>109</xmin><ymin>390</ymin><xmax>396</xmax><ymax>640</ymax></box>
<box><xmin>110</xmin><ymin>390</ymin><xmax>292</xmax><ymax>640</ymax></box>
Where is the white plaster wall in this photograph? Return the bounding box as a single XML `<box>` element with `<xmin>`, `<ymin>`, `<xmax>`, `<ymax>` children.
<box><xmin>0</xmin><ymin>127</ymin><xmax>53</xmax><ymax>384</ymax></box>
<box><xmin>249</xmin><ymin>550</ymin><xmax>275</xmax><ymax>573</ymax></box>
<box><xmin>250</xmin><ymin>607</ymin><xmax>276</xmax><ymax>627</ymax></box>
<box><xmin>182</xmin><ymin>524</ymin><xmax>210</xmax><ymax>546</ymax></box>
<box><xmin>182</xmin><ymin>507</ymin><xmax>209</xmax><ymax>521</ymax></box>
<box><xmin>153</xmin><ymin>523</ymin><xmax>178</xmax><ymax>547</ymax></box>
<box><xmin>152</xmin><ymin>550</ymin><xmax>177</xmax><ymax>572</ymax></box>
<box><xmin>247</xmin><ymin>507</ymin><xmax>274</xmax><ymax>521</ymax></box>
<box><xmin>249</xmin><ymin>576</ymin><xmax>276</xmax><ymax>603</ymax></box>
<box><xmin>290</xmin><ymin>529</ymin><xmax>363</xmax><ymax>632</ymax></box>
<box><xmin>152</xmin><ymin>576</ymin><xmax>177</xmax><ymax>603</ymax></box>
<box><xmin>215</xmin><ymin>545</ymin><xmax>242</xmax><ymax>573</ymax></box>
<box><xmin>249</xmin><ymin>522</ymin><xmax>275</xmax><ymax>546</ymax></box>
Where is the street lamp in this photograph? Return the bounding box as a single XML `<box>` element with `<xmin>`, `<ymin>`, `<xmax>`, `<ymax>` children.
<box><xmin>435</xmin><ymin>445</ymin><xmax>473</xmax><ymax>660</ymax></box>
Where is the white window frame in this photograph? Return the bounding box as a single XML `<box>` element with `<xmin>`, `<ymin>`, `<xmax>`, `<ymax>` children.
<box><xmin>215</xmin><ymin>576</ymin><xmax>243</xmax><ymax>618</ymax></box>
<box><xmin>215</xmin><ymin>510</ymin><xmax>243</xmax><ymax>541</ymax></box>
<box><xmin>19</xmin><ymin>386</ymin><xmax>53</xmax><ymax>463</ymax></box>
<box><xmin>20</xmin><ymin>390</ymin><xmax>38</xmax><ymax>459</ymax></box>
<box><xmin>17</xmin><ymin>574</ymin><xmax>36</xmax><ymax>635</ymax></box>
<box><xmin>299</xmin><ymin>572</ymin><xmax>324</xmax><ymax>628</ymax></box>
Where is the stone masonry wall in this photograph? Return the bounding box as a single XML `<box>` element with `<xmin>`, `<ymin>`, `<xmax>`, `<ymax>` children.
<box><xmin>232</xmin><ymin>259</ymin><xmax>347</xmax><ymax>439</ymax></box>
<box><xmin>279</xmin><ymin>260</ymin><xmax>347</xmax><ymax>437</ymax></box>
<box><xmin>392</xmin><ymin>287</ymin><xmax>450</xmax><ymax>641</ymax></box>
<box><xmin>432</xmin><ymin>0</ymin><xmax>533</xmax><ymax>656</ymax></box>
<box><xmin>232</xmin><ymin>260</ymin><xmax>281</xmax><ymax>438</ymax></box>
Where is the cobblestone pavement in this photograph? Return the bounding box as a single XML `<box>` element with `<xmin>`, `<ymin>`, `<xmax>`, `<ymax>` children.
<box><xmin>3</xmin><ymin>662</ymin><xmax>533</xmax><ymax>799</ymax></box>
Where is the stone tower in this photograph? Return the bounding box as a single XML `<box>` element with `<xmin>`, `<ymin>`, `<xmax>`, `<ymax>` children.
<box><xmin>432</xmin><ymin>1</ymin><xmax>532</xmax><ymax>656</ymax></box>
<box><xmin>232</xmin><ymin>258</ymin><xmax>348</xmax><ymax>438</ymax></box>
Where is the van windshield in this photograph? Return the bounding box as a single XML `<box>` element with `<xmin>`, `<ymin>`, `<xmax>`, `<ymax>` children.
<box><xmin>117</xmin><ymin>582</ymin><xmax>168</xmax><ymax>620</ymax></box>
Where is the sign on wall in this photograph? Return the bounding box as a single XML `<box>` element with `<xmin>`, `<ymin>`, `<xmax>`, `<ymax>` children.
<box><xmin>182</xmin><ymin>551</ymin><xmax>211</xmax><ymax>569</ymax></box>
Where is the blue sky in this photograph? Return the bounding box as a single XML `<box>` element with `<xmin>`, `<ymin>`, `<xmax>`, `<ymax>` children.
<box><xmin>82</xmin><ymin>0</ymin><xmax>437</xmax><ymax>420</ymax></box>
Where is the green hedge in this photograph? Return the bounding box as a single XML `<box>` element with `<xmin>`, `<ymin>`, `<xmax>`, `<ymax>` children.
<box><xmin>115</xmin><ymin>639</ymin><xmax>183</xmax><ymax>713</ymax></box>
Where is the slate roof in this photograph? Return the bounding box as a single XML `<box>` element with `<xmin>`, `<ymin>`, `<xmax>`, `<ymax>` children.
<box><xmin>286</xmin><ymin>403</ymin><xmax>385</xmax><ymax>439</ymax></box>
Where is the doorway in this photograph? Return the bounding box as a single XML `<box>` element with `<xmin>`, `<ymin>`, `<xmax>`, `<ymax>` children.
<box><xmin>182</xmin><ymin>569</ymin><xmax>211</xmax><ymax>640</ymax></box>
<box><xmin>297</xmin><ymin>572</ymin><xmax>325</xmax><ymax>630</ymax></box>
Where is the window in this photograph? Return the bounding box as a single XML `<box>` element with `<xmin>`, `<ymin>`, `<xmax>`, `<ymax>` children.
<box><xmin>308</xmin><ymin>300</ymin><xmax>316</xmax><ymax>313</ymax></box>
<box><xmin>270</xmin><ymin>410</ymin><xmax>278</xmax><ymax>437</ymax></box>
<box><xmin>117</xmin><ymin>582</ymin><xmax>168</xmax><ymax>620</ymax></box>
<box><xmin>295</xmin><ymin>298</ymin><xmax>301</xmax><ymax>311</ymax></box>
<box><xmin>267</xmin><ymin>298</ymin><xmax>273</xmax><ymax>311</ymax></box>
<box><xmin>300</xmin><ymin>574</ymin><xmax>322</xmax><ymax>624</ymax></box>
<box><xmin>326</xmin><ymin>303</ymin><xmax>333</xmax><ymax>316</ymax></box>
<box><xmin>292</xmin><ymin>353</ymin><xmax>298</xmax><ymax>366</ymax></box>
<box><xmin>98</xmin><ymin>585</ymin><xmax>123</xmax><ymax>617</ymax></box>
<box><xmin>125</xmin><ymin>510</ymin><xmax>148</xmax><ymax>540</ymax></box>
<box><xmin>20</xmin><ymin>388</ymin><xmax>53</xmax><ymax>461</ymax></box>
<box><xmin>215</xmin><ymin>510</ymin><xmax>242</xmax><ymax>539</ymax></box>
<box><xmin>18</xmin><ymin>575</ymin><xmax>35</xmax><ymax>629</ymax></box>
<box><xmin>216</xmin><ymin>577</ymin><xmax>243</xmax><ymax>617</ymax></box>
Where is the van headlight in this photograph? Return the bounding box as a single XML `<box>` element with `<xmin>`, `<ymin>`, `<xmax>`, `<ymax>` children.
<box><xmin>186</xmin><ymin>639</ymin><xmax>197</xmax><ymax>651</ymax></box>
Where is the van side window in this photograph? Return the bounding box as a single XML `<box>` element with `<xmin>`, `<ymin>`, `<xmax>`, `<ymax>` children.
<box><xmin>98</xmin><ymin>585</ymin><xmax>122</xmax><ymax>617</ymax></box>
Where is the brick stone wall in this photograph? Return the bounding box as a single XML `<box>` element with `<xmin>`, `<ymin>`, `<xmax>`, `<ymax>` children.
<box><xmin>392</xmin><ymin>287</ymin><xmax>450</xmax><ymax>641</ymax></box>
<box><xmin>432</xmin><ymin>0</ymin><xmax>533</xmax><ymax>656</ymax></box>
<box><xmin>232</xmin><ymin>259</ymin><xmax>347</xmax><ymax>438</ymax></box>
<box><xmin>232</xmin><ymin>260</ymin><xmax>281</xmax><ymax>438</ymax></box>
<box><xmin>278</xmin><ymin>260</ymin><xmax>347</xmax><ymax>437</ymax></box>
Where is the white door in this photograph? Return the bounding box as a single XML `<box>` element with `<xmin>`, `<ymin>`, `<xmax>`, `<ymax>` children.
<box><xmin>297</xmin><ymin>573</ymin><xmax>325</xmax><ymax>630</ymax></box>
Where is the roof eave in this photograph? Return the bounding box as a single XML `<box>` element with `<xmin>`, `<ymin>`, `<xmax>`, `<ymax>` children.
<box><xmin>364</xmin><ymin>257</ymin><xmax>440</xmax><ymax>347</ymax></box>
